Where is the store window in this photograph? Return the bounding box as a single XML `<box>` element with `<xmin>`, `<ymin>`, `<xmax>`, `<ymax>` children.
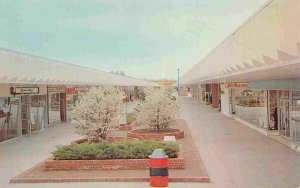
<box><xmin>234</xmin><ymin>89</ymin><xmax>268</xmax><ymax>129</ymax></box>
<box><xmin>291</xmin><ymin>91</ymin><xmax>300</xmax><ymax>145</ymax></box>
<box><xmin>66</xmin><ymin>88</ymin><xmax>77</xmax><ymax>121</ymax></box>
<box><xmin>30</xmin><ymin>95</ymin><xmax>47</xmax><ymax>130</ymax></box>
<box><xmin>48</xmin><ymin>93</ymin><xmax>60</xmax><ymax>124</ymax></box>
<box><xmin>0</xmin><ymin>97</ymin><xmax>19</xmax><ymax>142</ymax></box>
<box><xmin>269</xmin><ymin>90</ymin><xmax>278</xmax><ymax>130</ymax></box>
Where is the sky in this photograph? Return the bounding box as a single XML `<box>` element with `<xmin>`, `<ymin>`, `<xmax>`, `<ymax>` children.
<box><xmin>0</xmin><ymin>0</ymin><xmax>268</xmax><ymax>80</ymax></box>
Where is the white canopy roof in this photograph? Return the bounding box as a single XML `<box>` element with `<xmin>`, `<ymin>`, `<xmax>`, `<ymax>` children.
<box><xmin>0</xmin><ymin>48</ymin><xmax>155</xmax><ymax>87</ymax></box>
<box><xmin>181</xmin><ymin>0</ymin><xmax>300</xmax><ymax>85</ymax></box>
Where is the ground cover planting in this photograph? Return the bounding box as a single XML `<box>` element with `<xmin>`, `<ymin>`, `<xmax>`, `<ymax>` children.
<box><xmin>52</xmin><ymin>139</ymin><xmax>179</xmax><ymax>160</ymax></box>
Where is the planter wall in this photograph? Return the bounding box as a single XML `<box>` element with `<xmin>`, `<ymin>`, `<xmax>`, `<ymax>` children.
<box><xmin>127</xmin><ymin>129</ymin><xmax>184</xmax><ymax>140</ymax></box>
<box><xmin>44</xmin><ymin>157</ymin><xmax>185</xmax><ymax>171</ymax></box>
<box><xmin>118</xmin><ymin>124</ymin><xmax>133</xmax><ymax>131</ymax></box>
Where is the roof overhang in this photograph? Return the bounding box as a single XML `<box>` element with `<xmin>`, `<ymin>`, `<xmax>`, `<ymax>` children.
<box><xmin>185</xmin><ymin>59</ymin><xmax>300</xmax><ymax>85</ymax></box>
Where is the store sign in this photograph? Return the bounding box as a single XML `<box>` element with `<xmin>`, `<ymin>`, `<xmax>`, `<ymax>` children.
<box><xmin>225</xmin><ymin>82</ymin><xmax>249</xmax><ymax>89</ymax></box>
<box><xmin>13</xmin><ymin>87</ymin><xmax>39</xmax><ymax>94</ymax></box>
<box><xmin>67</xmin><ymin>87</ymin><xmax>76</xmax><ymax>95</ymax></box>
<box><xmin>48</xmin><ymin>87</ymin><xmax>66</xmax><ymax>93</ymax></box>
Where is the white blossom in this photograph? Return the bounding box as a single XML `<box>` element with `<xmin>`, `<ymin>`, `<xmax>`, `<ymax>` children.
<box><xmin>71</xmin><ymin>86</ymin><xmax>125</xmax><ymax>141</ymax></box>
<box><xmin>135</xmin><ymin>87</ymin><xmax>179</xmax><ymax>131</ymax></box>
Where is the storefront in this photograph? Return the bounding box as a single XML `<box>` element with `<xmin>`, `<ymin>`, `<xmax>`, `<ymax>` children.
<box><xmin>268</xmin><ymin>90</ymin><xmax>300</xmax><ymax>143</ymax></box>
<box><xmin>220</xmin><ymin>79</ymin><xmax>300</xmax><ymax>150</ymax></box>
<box><xmin>0</xmin><ymin>85</ymin><xmax>48</xmax><ymax>142</ymax></box>
<box><xmin>291</xmin><ymin>91</ymin><xmax>300</xmax><ymax>148</ymax></box>
<box><xmin>204</xmin><ymin>84</ymin><xmax>212</xmax><ymax>105</ymax></box>
<box><xmin>190</xmin><ymin>84</ymin><xmax>198</xmax><ymax>98</ymax></box>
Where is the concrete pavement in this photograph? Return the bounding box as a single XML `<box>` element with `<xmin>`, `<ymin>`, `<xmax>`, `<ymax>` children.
<box><xmin>179</xmin><ymin>96</ymin><xmax>300</xmax><ymax>188</ymax></box>
<box><xmin>0</xmin><ymin>123</ymin><xmax>82</xmax><ymax>188</ymax></box>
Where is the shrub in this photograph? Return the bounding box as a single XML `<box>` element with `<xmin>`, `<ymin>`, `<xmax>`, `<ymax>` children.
<box><xmin>52</xmin><ymin>139</ymin><xmax>179</xmax><ymax>160</ymax></box>
<box><xmin>126</xmin><ymin>113</ymin><xmax>136</xmax><ymax>124</ymax></box>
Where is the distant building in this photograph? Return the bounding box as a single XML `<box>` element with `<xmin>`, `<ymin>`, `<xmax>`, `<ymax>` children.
<box><xmin>155</xmin><ymin>80</ymin><xmax>176</xmax><ymax>86</ymax></box>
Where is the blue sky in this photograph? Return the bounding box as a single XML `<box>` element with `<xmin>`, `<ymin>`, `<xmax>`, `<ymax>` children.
<box><xmin>0</xmin><ymin>0</ymin><xmax>267</xmax><ymax>80</ymax></box>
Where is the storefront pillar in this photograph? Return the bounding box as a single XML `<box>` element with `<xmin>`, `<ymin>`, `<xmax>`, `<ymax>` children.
<box><xmin>60</xmin><ymin>92</ymin><xmax>67</xmax><ymax>122</ymax></box>
<box><xmin>211</xmin><ymin>83</ymin><xmax>219</xmax><ymax>108</ymax></box>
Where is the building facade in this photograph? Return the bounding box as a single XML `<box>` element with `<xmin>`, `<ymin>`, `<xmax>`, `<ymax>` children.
<box><xmin>0</xmin><ymin>48</ymin><xmax>153</xmax><ymax>142</ymax></box>
<box><xmin>180</xmin><ymin>0</ymin><xmax>300</xmax><ymax>151</ymax></box>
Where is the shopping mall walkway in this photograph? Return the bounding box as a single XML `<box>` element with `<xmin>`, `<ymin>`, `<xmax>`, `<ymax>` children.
<box><xmin>0</xmin><ymin>123</ymin><xmax>82</xmax><ymax>188</ymax></box>
<box><xmin>179</xmin><ymin>96</ymin><xmax>300</xmax><ymax>188</ymax></box>
<box><xmin>2</xmin><ymin>97</ymin><xmax>300</xmax><ymax>188</ymax></box>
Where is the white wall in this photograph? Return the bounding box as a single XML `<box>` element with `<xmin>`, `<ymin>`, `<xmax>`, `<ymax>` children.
<box><xmin>220</xmin><ymin>84</ymin><xmax>230</xmax><ymax>116</ymax></box>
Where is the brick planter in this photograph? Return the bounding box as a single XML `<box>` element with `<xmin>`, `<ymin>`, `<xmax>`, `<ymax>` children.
<box><xmin>119</xmin><ymin>124</ymin><xmax>133</xmax><ymax>131</ymax></box>
<box><xmin>127</xmin><ymin>128</ymin><xmax>184</xmax><ymax>140</ymax></box>
<box><xmin>44</xmin><ymin>157</ymin><xmax>185</xmax><ymax>171</ymax></box>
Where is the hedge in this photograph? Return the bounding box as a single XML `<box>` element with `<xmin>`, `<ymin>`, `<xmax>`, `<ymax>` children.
<box><xmin>126</xmin><ymin>113</ymin><xmax>136</xmax><ymax>124</ymax></box>
<box><xmin>52</xmin><ymin>139</ymin><xmax>179</xmax><ymax>160</ymax></box>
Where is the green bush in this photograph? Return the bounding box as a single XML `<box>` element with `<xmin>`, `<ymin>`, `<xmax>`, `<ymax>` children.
<box><xmin>52</xmin><ymin>139</ymin><xmax>179</xmax><ymax>160</ymax></box>
<box><xmin>126</xmin><ymin>113</ymin><xmax>136</xmax><ymax>124</ymax></box>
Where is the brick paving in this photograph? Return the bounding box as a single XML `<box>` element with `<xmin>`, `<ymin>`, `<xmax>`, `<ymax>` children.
<box><xmin>10</xmin><ymin>119</ymin><xmax>210</xmax><ymax>184</ymax></box>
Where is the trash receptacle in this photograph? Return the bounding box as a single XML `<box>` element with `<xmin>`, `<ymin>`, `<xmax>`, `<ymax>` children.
<box><xmin>149</xmin><ymin>149</ymin><xmax>169</xmax><ymax>187</ymax></box>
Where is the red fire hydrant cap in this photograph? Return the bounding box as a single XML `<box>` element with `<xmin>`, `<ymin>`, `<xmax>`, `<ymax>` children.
<box><xmin>149</xmin><ymin>149</ymin><xmax>168</xmax><ymax>159</ymax></box>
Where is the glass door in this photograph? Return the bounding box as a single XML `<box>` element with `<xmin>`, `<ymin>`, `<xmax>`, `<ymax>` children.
<box><xmin>279</xmin><ymin>99</ymin><xmax>290</xmax><ymax>138</ymax></box>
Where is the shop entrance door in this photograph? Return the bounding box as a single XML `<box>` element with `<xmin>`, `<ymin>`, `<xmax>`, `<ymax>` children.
<box><xmin>204</xmin><ymin>92</ymin><xmax>212</xmax><ymax>105</ymax></box>
<box><xmin>278</xmin><ymin>99</ymin><xmax>290</xmax><ymax>138</ymax></box>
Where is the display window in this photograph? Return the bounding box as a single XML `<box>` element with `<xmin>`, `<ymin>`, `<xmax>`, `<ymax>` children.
<box><xmin>277</xmin><ymin>91</ymin><xmax>291</xmax><ymax>138</ymax></box>
<box><xmin>0</xmin><ymin>97</ymin><xmax>19</xmax><ymax>142</ymax></box>
<box><xmin>291</xmin><ymin>91</ymin><xmax>300</xmax><ymax>145</ymax></box>
<box><xmin>234</xmin><ymin>89</ymin><xmax>268</xmax><ymax>129</ymax></box>
<box><xmin>21</xmin><ymin>95</ymin><xmax>47</xmax><ymax>134</ymax></box>
<box><xmin>48</xmin><ymin>93</ymin><xmax>61</xmax><ymax>124</ymax></box>
<box><xmin>29</xmin><ymin>95</ymin><xmax>47</xmax><ymax>131</ymax></box>
<box><xmin>268</xmin><ymin>90</ymin><xmax>278</xmax><ymax>130</ymax></box>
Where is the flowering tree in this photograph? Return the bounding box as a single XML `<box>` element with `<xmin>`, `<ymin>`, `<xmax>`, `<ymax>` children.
<box><xmin>71</xmin><ymin>86</ymin><xmax>125</xmax><ymax>141</ymax></box>
<box><xmin>135</xmin><ymin>87</ymin><xmax>179</xmax><ymax>131</ymax></box>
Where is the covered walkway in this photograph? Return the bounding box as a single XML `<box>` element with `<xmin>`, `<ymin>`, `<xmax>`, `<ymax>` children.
<box><xmin>179</xmin><ymin>96</ymin><xmax>300</xmax><ymax>188</ymax></box>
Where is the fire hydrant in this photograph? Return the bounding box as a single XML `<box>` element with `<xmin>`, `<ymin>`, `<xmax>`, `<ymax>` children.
<box><xmin>149</xmin><ymin>149</ymin><xmax>169</xmax><ymax>187</ymax></box>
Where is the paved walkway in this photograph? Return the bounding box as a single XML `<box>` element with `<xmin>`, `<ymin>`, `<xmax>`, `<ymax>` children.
<box><xmin>0</xmin><ymin>123</ymin><xmax>82</xmax><ymax>188</ymax></box>
<box><xmin>179</xmin><ymin>96</ymin><xmax>300</xmax><ymax>188</ymax></box>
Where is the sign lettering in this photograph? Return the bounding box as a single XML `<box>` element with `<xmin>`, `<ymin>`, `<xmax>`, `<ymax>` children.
<box><xmin>14</xmin><ymin>87</ymin><xmax>39</xmax><ymax>94</ymax></box>
<box><xmin>225</xmin><ymin>82</ymin><xmax>249</xmax><ymax>89</ymax></box>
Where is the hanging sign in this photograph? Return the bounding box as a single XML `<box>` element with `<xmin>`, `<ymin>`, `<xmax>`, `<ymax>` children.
<box><xmin>225</xmin><ymin>82</ymin><xmax>249</xmax><ymax>89</ymax></box>
<box><xmin>13</xmin><ymin>87</ymin><xmax>39</xmax><ymax>94</ymax></box>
